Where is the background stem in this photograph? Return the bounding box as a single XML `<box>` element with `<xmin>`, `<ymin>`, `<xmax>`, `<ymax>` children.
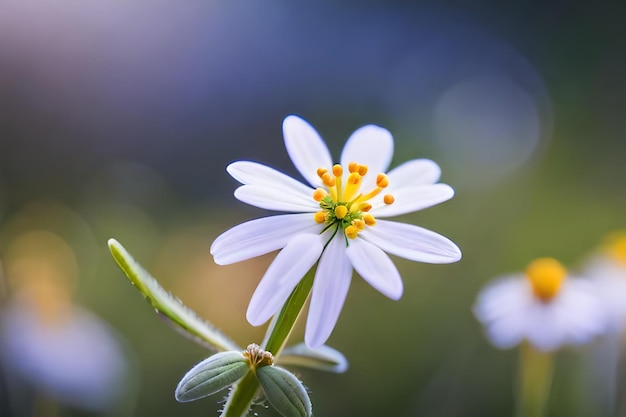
<box><xmin>517</xmin><ymin>343</ymin><xmax>554</xmax><ymax>417</ymax></box>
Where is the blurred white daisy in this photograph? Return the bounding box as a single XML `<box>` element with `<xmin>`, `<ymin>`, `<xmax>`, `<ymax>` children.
<box><xmin>473</xmin><ymin>258</ymin><xmax>607</xmax><ymax>352</ymax></box>
<box><xmin>583</xmin><ymin>232</ymin><xmax>626</xmax><ymax>333</ymax></box>
<box><xmin>211</xmin><ymin>115</ymin><xmax>461</xmax><ymax>347</ymax></box>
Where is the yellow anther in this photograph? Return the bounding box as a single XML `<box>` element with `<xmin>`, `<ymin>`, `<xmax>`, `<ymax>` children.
<box><xmin>347</xmin><ymin>172</ymin><xmax>361</xmax><ymax>184</ymax></box>
<box><xmin>383</xmin><ymin>194</ymin><xmax>395</xmax><ymax>205</ymax></box>
<box><xmin>357</xmin><ymin>164</ymin><xmax>368</xmax><ymax>176</ymax></box>
<box><xmin>332</xmin><ymin>164</ymin><xmax>343</xmax><ymax>177</ymax></box>
<box><xmin>353</xmin><ymin>219</ymin><xmax>365</xmax><ymax>231</ymax></box>
<box><xmin>376</xmin><ymin>173</ymin><xmax>389</xmax><ymax>188</ymax></box>
<box><xmin>321</xmin><ymin>173</ymin><xmax>335</xmax><ymax>187</ymax></box>
<box><xmin>363</xmin><ymin>214</ymin><xmax>376</xmax><ymax>226</ymax></box>
<box><xmin>525</xmin><ymin>258</ymin><xmax>566</xmax><ymax>301</ymax></box>
<box><xmin>314</xmin><ymin>211</ymin><xmax>326</xmax><ymax>223</ymax></box>
<box><xmin>345</xmin><ymin>225</ymin><xmax>359</xmax><ymax>239</ymax></box>
<box><xmin>348</xmin><ymin>162</ymin><xmax>359</xmax><ymax>173</ymax></box>
<box><xmin>313</xmin><ymin>188</ymin><xmax>327</xmax><ymax>202</ymax></box>
<box><xmin>334</xmin><ymin>205</ymin><xmax>348</xmax><ymax>219</ymax></box>
<box><xmin>317</xmin><ymin>167</ymin><xmax>328</xmax><ymax>178</ymax></box>
<box><xmin>359</xmin><ymin>203</ymin><xmax>372</xmax><ymax>212</ymax></box>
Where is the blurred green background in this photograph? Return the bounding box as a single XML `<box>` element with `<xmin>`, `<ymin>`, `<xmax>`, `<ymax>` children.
<box><xmin>0</xmin><ymin>1</ymin><xmax>625</xmax><ymax>416</ymax></box>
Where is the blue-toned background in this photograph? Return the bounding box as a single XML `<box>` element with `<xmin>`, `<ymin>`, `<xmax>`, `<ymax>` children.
<box><xmin>0</xmin><ymin>1</ymin><xmax>624</xmax><ymax>416</ymax></box>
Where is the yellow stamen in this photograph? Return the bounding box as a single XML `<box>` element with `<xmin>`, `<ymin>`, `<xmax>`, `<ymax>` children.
<box><xmin>313</xmin><ymin>188</ymin><xmax>327</xmax><ymax>202</ymax></box>
<box><xmin>321</xmin><ymin>173</ymin><xmax>335</xmax><ymax>187</ymax></box>
<box><xmin>334</xmin><ymin>205</ymin><xmax>348</xmax><ymax>219</ymax></box>
<box><xmin>312</xmin><ymin>160</ymin><xmax>393</xmax><ymax>240</ymax></box>
<box><xmin>333</xmin><ymin>164</ymin><xmax>343</xmax><ymax>199</ymax></box>
<box><xmin>363</xmin><ymin>214</ymin><xmax>376</xmax><ymax>226</ymax></box>
<box><xmin>343</xmin><ymin>172</ymin><xmax>362</xmax><ymax>202</ymax></box>
<box><xmin>353</xmin><ymin>219</ymin><xmax>365</xmax><ymax>231</ymax></box>
<box><xmin>525</xmin><ymin>258</ymin><xmax>566</xmax><ymax>301</ymax></box>
<box><xmin>314</xmin><ymin>211</ymin><xmax>326</xmax><ymax>223</ymax></box>
<box><xmin>359</xmin><ymin>203</ymin><xmax>372</xmax><ymax>212</ymax></box>
<box><xmin>376</xmin><ymin>173</ymin><xmax>389</xmax><ymax>188</ymax></box>
<box><xmin>345</xmin><ymin>225</ymin><xmax>359</xmax><ymax>239</ymax></box>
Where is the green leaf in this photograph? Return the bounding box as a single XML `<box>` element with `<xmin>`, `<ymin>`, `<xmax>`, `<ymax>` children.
<box><xmin>256</xmin><ymin>366</ymin><xmax>312</xmax><ymax>417</ymax></box>
<box><xmin>279</xmin><ymin>343</ymin><xmax>348</xmax><ymax>373</ymax></box>
<box><xmin>107</xmin><ymin>238</ymin><xmax>239</xmax><ymax>352</ymax></box>
<box><xmin>175</xmin><ymin>351</ymin><xmax>249</xmax><ymax>402</ymax></box>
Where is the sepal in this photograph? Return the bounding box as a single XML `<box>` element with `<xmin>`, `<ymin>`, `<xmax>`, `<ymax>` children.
<box><xmin>175</xmin><ymin>351</ymin><xmax>249</xmax><ymax>402</ymax></box>
<box><xmin>256</xmin><ymin>365</ymin><xmax>312</xmax><ymax>417</ymax></box>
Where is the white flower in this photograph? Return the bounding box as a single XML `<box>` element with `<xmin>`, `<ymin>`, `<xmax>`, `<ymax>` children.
<box><xmin>583</xmin><ymin>232</ymin><xmax>626</xmax><ymax>333</ymax></box>
<box><xmin>211</xmin><ymin>115</ymin><xmax>461</xmax><ymax>347</ymax></box>
<box><xmin>473</xmin><ymin>258</ymin><xmax>608</xmax><ymax>352</ymax></box>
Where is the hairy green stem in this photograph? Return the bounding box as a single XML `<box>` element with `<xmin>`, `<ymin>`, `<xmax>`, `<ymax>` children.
<box><xmin>221</xmin><ymin>269</ymin><xmax>315</xmax><ymax>416</ymax></box>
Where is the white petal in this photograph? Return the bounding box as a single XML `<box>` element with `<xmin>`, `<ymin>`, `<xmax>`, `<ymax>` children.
<box><xmin>340</xmin><ymin>125</ymin><xmax>394</xmax><ymax>190</ymax></box>
<box><xmin>279</xmin><ymin>343</ymin><xmax>349</xmax><ymax>373</ymax></box>
<box><xmin>473</xmin><ymin>277</ymin><xmax>534</xmax><ymax>349</ymax></box>
<box><xmin>346</xmin><ymin>238</ymin><xmax>403</xmax><ymax>300</ymax></box>
<box><xmin>226</xmin><ymin>161</ymin><xmax>316</xmax><ymax>198</ymax></box>
<box><xmin>282</xmin><ymin>115</ymin><xmax>333</xmax><ymax>187</ymax></box>
<box><xmin>473</xmin><ymin>276</ymin><xmax>530</xmax><ymax>322</ymax></box>
<box><xmin>210</xmin><ymin>214</ymin><xmax>321</xmax><ymax>265</ymax></box>
<box><xmin>359</xmin><ymin>220</ymin><xmax>461</xmax><ymax>264</ymax></box>
<box><xmin>485</xmin><ymin>315</ymin><xmax>527</xmax><ymax>349</ymax></box>
<box><xmin>549</xmin><ymin>280</ymin><xmax>608</xmax><ymax>345</ymax></box>
<box><xmin>386</xmin><ymin>159</ymin><xmax>441</xmax><ymax>186</ymax></box>
<box><xmin>305</xmin><ymin>235</ymin><xmax>353</xmax><ymax>348</ymax></box>
<box><xmin>247</xmin><ymin>234</ymin><xmax>324</xmax><ymax>326</ymax></box>
<box><xmin>370</xmin><ymin>184</ymin><xmax>455</xmax><ymax>217</ymax></box>
<box><xmin>234</xmin><ymin>185</ymin><xmax>319</xmax><ymax>212</ymax></box>
<box><xmin>524</xmin><ymin>303</ymin><xmax>565</xmax><ymax>351</ymax></box>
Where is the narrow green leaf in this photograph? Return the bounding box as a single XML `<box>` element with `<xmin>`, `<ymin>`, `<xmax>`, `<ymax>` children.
<box><xmin>175</xmin><ymin>351</ymin><xmax>248</xmax><ymax>402</ymax></box>
<box><xmin>107</xmin><ymin>238</ymin><xmax>239</xmax><ymax>352</ymax></box>
<box><xmin>256</xmin><ymin>366</ymin><xmax>312</xmax><ymax>417</ymax></box>
<box><xmin>279</xmin><ymin>343</ymin><xmax>348</xmax><ymax>373</ymax></box>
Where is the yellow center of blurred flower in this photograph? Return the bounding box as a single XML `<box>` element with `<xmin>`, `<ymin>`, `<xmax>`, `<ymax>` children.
<box><xmin>525</xmin><ymin>257</ymin><xmax>566</xmax><ymax>301</ymax></box>
<box><xmin>312</xmin><ymin>162</ymin><xmax>394</xmax><ymax>239</ymax></box>
<box><xmin>607</xmin><ymin>234</ymin><xmax>626</xmax><ymax>265</ymax></box>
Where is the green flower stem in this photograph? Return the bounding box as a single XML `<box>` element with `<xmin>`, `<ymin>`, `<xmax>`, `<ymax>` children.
<box><xmin>517</xmin><ymin>342</ymin><xmax>554</xmax><ymax>417</ymax></box>
<box><xmin>263</xmin><ymin>270</ymin><xmax>315</xmax><ymax>356</ymax></box>
<box><xmin>222</xmin><ymin>370</ymin><xmax>259</xmax><ymax>417</ymax></box>
<box><xmin>222</xmin><ymin>269</ymin><xmax>315</xmax><ymax>416</ymax></box>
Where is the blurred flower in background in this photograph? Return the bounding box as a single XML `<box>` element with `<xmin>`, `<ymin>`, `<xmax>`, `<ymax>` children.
<box><xmin>581</xmin><ymin>232</ymin><xmax>626</xmax><ymax>417</ymax></box>
<box><xmin>0</xmin><ymin>229</ymin><xmax>133</xmax><ymax>416</ymax></box>
<box><xmin>583</xmin><ymin>232</ymin><xmax>626</xmax><ymax>333</ymax></box>
<box><xmin>474</xmin><ymin>257</ymin><xmax>608</xmax><ymax>417</ymax></box>
<box><xmin>474</xmin><ymin>257</ymin><xmax>607</xmax><ymax>352</ymax></box>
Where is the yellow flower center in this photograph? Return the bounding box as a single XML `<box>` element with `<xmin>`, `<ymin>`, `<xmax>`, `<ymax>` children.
<box><xmin>525</xmin><ymin>257</ymin><xmax>566</xmax><ymax>302</ymax></box>
<box><xmin>604</xmin><ymin>232</ymin><xmax>626</xmax><ymax>265</ymax></box>
<box><xmin>312</xmin><ymin>162</ymin><xmax>395</xmax><ymax>240</ymax></box>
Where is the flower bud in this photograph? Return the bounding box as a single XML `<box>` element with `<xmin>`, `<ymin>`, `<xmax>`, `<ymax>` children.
<box><xmin>256</xmin><ymin>365</ymin><xmax>312</xmax><ymax>417</ymax></box>
<box><xmin>175</xmin><ymin>351</ymin><xmax>248</xmax><ymax>402</ymax></box>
